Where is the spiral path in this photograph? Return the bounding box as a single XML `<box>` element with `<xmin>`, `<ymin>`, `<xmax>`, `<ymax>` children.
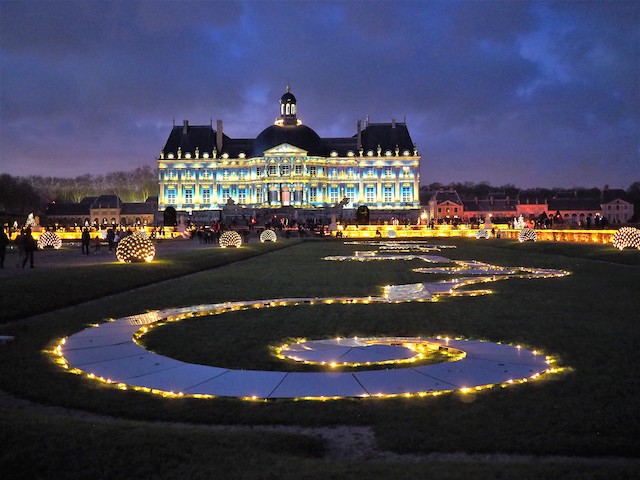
<box><xmin>55</xmin><ymin>250</ymin><xmax>568</xmax><ymax>400</ymax></box>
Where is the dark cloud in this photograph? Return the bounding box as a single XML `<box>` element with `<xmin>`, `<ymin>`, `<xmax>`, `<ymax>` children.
<box><xmin>0</xmin><ymin>0</ymin><xmax>637</xmax><ymax>188</ymax></box>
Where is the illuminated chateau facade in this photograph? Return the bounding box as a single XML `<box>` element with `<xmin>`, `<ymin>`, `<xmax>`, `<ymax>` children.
<box><xmin>157</xmin><ymin>88</ymin><xmax>421</xmax><ymax>220</ymax></box>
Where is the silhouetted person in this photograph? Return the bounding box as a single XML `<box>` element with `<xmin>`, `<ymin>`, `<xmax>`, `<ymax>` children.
<box><xmin>21</xmin><ymin>228</ymin><xmax>36</xmax><ymax>268</ymax></box>
<box><xmin>0</xmin><ymin>228</ymin><xmax>8</xmax><ymax>268</ymax></box>
<box><xmin>106</xmin><ymin>227</ymin><xmax>115</xmax><ymax>252</ymax></box>
<box><xmin>81</xmin><ymin>227</ymin><xmax>91</xmax><ymax>255</ymax></box>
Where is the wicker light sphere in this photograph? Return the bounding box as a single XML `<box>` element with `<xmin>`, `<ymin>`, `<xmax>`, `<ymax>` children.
<box><xmin>116</xmin><ymin>232</ymin><xmax>156</xmax><ymax>263</ymax></box>
<box><xmin>612</xmin><ymin>227</ymin><xmax>640</xmax><ymax>250</ymax></box>
<box><xmin>518</xmin><ymin>227</ymin><xmax>537</xmax><ymax>243</ymax></box>
<box><xmin>475</xmin><ymin>229</ymin><xmax>490</xmax><ymax>239</ymax></box>
<box><xmin>386</xmin><ymin>229</ymin><xmax>397</xmax><ymax>239</ymax></box>
<box><xmin>37</xmin><ymin>231</ymin><xmax>62</xmax><ymax>249</ymax></box>
<box><xmin>260</xmin><ymin>229</ymin><xmax>277</xmax><ymax>243</ymax></box>
<box><xmin>219</xmin><ymin>230</ymin><xmax>242</xmax><ymax>248</ymax></box>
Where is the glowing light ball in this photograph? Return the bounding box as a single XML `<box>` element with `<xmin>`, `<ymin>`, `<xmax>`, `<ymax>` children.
<box><xmin>37</xmin><ymin>231</ymin><xmax>62</xmax><ymax>249</ymax></box>
<box><xmin>116</xmin><ymin>232</ymin><xmax>156</xmax><ymax>263</ymax></box>
<box><xmin>475</xmin><ymin>229</ymin><xmax>490</xmax><ymax>239</ymax></box>
<box><xmin>219</xmin><ymin>230</ymin><xmax>242</xmax><ymax>248</ymax></box>
<box><xmin>387</xmin><ymin>229</ymin><xmax>397</xmax><ymax>238</ymax></box>
<box><xmin>260</xmin><ymin>229</ymin><xmax>277</xmax><ymax>243</ymax></box>
<box><xmin>612</xmin><ymin>227</ymin><xmax>640</xmax><ymax>250</ymax></box>
<box><xmin>518</xmin><ymin>228</ymin><xmax>537</xmax><ymax>243</ymax></box>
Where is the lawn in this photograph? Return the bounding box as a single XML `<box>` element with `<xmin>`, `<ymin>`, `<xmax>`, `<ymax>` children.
<box><xmin>1</xmin><ymin>237</ymin><xmax>638</xmax><ymax>478</ymax></box>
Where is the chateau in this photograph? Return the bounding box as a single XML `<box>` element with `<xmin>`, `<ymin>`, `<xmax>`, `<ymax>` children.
<box><xmin>157</xmin><ymin>88</ymin><xmax>421</xmax><ymax>222</ymax></box>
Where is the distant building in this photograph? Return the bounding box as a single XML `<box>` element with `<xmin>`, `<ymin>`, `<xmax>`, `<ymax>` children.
<box><xmin>601</xmin><ymin>187</ymin><xmax>634</xmax><ymax>224</ymax></box>
<box><xmin>156</xmin><ymin>88</ymin><xmax>421</xmax><ymax>222</ymax></box>
<box><xmin>426</xmin><ymin>189</ymin><xmax>464</xmax><ymax>223</ymax></box>
<box><xmin>44</xmin><ymin>195</ymin><xmax>157</xmax><ymax>227</ymax></box>
<box><xmin>547</xmin><ymin>191</ymin><xmax>602</xmax><ymax>226</ymax></box>
<box><xmin>461</xmin><ymin>192</ymin><xmax>516</xmax><ymax>223</ymax></box>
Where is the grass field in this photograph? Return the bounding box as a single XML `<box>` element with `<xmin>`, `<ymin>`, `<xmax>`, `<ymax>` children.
<box><xmin>1</xmin><ymin>237</ymin><xmax>639</xmax><ymax>479</ymax></box>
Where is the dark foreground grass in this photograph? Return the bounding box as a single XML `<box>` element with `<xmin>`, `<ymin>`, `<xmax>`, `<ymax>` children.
<box><xmin>1</xmin><ymin>407</ymin><xmax>636</xmax><ymax>480</ymax></box>
<box><xmin>0</xmin><ymin>239</ymin><xmax>299</xmax><ymax>323</ymax></box>
<box><xmin>1</xmin><ymin>237</ymin><xmax>639</xmax><ymax>477</ymax></box>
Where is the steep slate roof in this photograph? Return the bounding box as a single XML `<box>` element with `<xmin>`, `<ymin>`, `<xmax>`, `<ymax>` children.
<box><xmin>162</xmin><ymin>125</ymin><xmax>216</xmax><ymax>157</ymax></box>
<box><xmin>121</xmin><ymin>203</ymin><xmax>156</xmax><ymax>215</ymax></box>
<box><xmin>45</xmin><ymin>202</ymin><xmax>90</xmax><ymax>216</ymax></box>
<box><xmin>517</xmin><ymin>190</ymin><xmax>549</xmax><ymax>205</ymax></box>
<box><xmin>462</xmin><ymin>198</ymin><xmax>516</xmax><ymax>214</ymax></box>
<box><xmin>548</xmin><ymin>198</ymin><xmax>601</xmax><ymax>211</ymax></box>
<box><xmin>91</xmin><ymin>195</ymin><xmax>122</xmax><ymax>209</ymax></box>
<box><xmin>359</xmin><ymin>123</ymin><xmax>415</xmax><ymax>153</ymax></box>
<box><xmin>161</xmin><ymin>121</ymin><xmax>416</xmax><ymax>159</ymax></box>
<box><xmin>433</xmin><ymin>190</ymin><xmax>463</xmax><ymax>205</ymax></box>
<box><xmin>601</xmin><ymin>189</ymin><xmax>632</xmax><ymax>203</ymax></box>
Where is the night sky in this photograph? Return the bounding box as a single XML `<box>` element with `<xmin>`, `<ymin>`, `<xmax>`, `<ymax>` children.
<box><xmin>1</xmin><ymin>0</ymin><xmax>638</xmax><ymax>189</ymax></box>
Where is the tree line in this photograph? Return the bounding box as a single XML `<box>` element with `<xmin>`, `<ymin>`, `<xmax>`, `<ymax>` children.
<box><xmin>0</xmin><ymin>166</ymin><xmax>158</xmax><ymax>215</ymax></box>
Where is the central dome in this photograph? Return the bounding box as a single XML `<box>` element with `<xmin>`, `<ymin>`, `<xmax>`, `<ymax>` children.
<box><xmin>253</xmin><ymin>123</ymin><xmax>324</xmax><ymax>157</ymax></box>
<box><xmin>252</xmin><ymin>87</ymin><xmax>325</xmax><ymax>157</ymax></box>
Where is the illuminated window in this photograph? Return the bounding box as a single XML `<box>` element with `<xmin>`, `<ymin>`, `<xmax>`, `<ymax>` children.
<box><xmin>383</xmin><ymin>186</ymin><xmax>393</xmax><ymax>202</ymax></box>
<box><xmin>329</xmin><ymin>187</ymin><xmax>339</xmax><ymax>204</ymax></box>
<box><xmin>330</xmin><ymin>168</ymin><xmax>337</xmax><ymax>178</ymax></box>
<box><xmin>185</xmin><ymin>189</ymin><xmax>193</xmax><ymax>204</ymax></box>
<box><xmin>366</xmin><ymin>167</ymin><xmax>375</xmax><ymax>177</ymax></box>
<box><xmin>238</xmin><ymin>190</ymin><xmax>246</xmax><ymax>204</ymax></box>
<box><xmin>222</xmin><ymin>188</ymin><xmax>230</xmax><ymax>203</ymax></box>
<box><xmin>309</xmin><ymin>187</ymin><xmax>317</xmax><ymax>202</ymax></box>
<box><xmin>268</xmin><ymin>165</ymin><xmax>277</xmax><ymax>176</ymax></box>
<box><xmin>365</xmin><ymin>185</ymin><xmax>375</xmax><ymax>203</ymax></box>
<box><xmin>223</xmin><ymin>170</ymin><xmax>229</xmax><ymax>179</ymax></box>
<box><xmin>167</xmin><ymin>191</ymin><xmax>176</xmax><ymax>204</ymax></box>
<box><xmin>239</xmin><ymin>169</ymin><xmax>245</xmax><ymax>179</ymax></box>
<box><xmin>384</xmin><ymin>167</ymin><xmax>393</xmax><ymax>178</ymax></box>
<box><xmin>201</xmin><ymin>170</ymin><xmax>210</xmax><ymax>179</ymax></box>
<box><xmin>309</xmin><ymin>166</ymin><xmax>317</xmax><ymax>177</ymax></box>
<box><xmin>294</xmin><ymin>164</ymin><xmax>303</xmax><ymax>175</ymax></box>
<box><xmin>280</xmin><ymin>164</ymin><xmax>290</xmax><ymax>175</ymax></box>
<box><xmin>401</xmin><ymin>186</ymin><xmax>411</xmax><ymax>202</ymax></box>
<box><xmin>347</xmin><ymin>168</ymin><xmax>354</xmax><ymax>178</ymax></box>
<box><xmin>346</xmin><ymin>187</ymin><xmax>356</xmax><ymax>205</ymax></box>
<box><xmin>202</xmin><ymin>189</ymin><xmax>210</xmax><ymax>204</ymax></box>
<box><xmin>256</xmin><ymin>167</ymin><xmax>262</xmax><ymax>177</ymax></box>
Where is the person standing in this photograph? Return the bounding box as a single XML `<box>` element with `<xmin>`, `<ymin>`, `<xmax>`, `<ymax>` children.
<box><xmin>15</xmin><ymin>229</ymin><xmax>25</xmax><ymax>267</ymax></box>
<box><xmin>106</xmin><ymin>227</ymin><xmax>115</xmax><ymax>252</ymax></box>
<box><xmin>21</xmin><ymin>228</ymin><xmax>36</xmax><ymax>268</ymax></box>
<box><xmin>94</xmin><ymin>234</ymin><xmax>101</xmax><ymax>254</ymax></box>
<box><xmin>81</xmin><ymin>227</ymin><xmax>91</xmax><ymax>255</ymax></box>
<box><xmin>0</xmin><ymin>227</ymin><xmax>9</xmax><ymax>268</ymax></box>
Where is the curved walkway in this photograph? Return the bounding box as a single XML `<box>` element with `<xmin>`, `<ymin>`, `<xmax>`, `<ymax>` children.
<box><xmin>57</xmin><ymin>301</ymin><xmax>553</xmax><ymax>400</ymax></box>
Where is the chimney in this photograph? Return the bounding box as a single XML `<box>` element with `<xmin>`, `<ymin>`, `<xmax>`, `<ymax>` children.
<box><xmin>216</xmin><ymin>119</ymin><xmax>223</xmax><ymax>154</ymax></box>
<box><xmin>357</xmin><ymin>120</ymin><xmax>362</xmax><ymax>150</ymax></box>
<box><xmin>182</xmin><ymin>120</ymin><xmax>189</xmax><ymax>135</ymax></box>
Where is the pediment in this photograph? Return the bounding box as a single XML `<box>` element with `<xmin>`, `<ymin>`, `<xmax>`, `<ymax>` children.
<box><xmin>263</xmin><ymin>144</ymin><xmax>308</xmax><ymax>156</ymax></box>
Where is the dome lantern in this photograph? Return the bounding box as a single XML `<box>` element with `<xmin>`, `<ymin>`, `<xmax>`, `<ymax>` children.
<box><xmin>279</xmin><ymin>85</ymin><xmax>298</xmax><ymax>125</ymax></box>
